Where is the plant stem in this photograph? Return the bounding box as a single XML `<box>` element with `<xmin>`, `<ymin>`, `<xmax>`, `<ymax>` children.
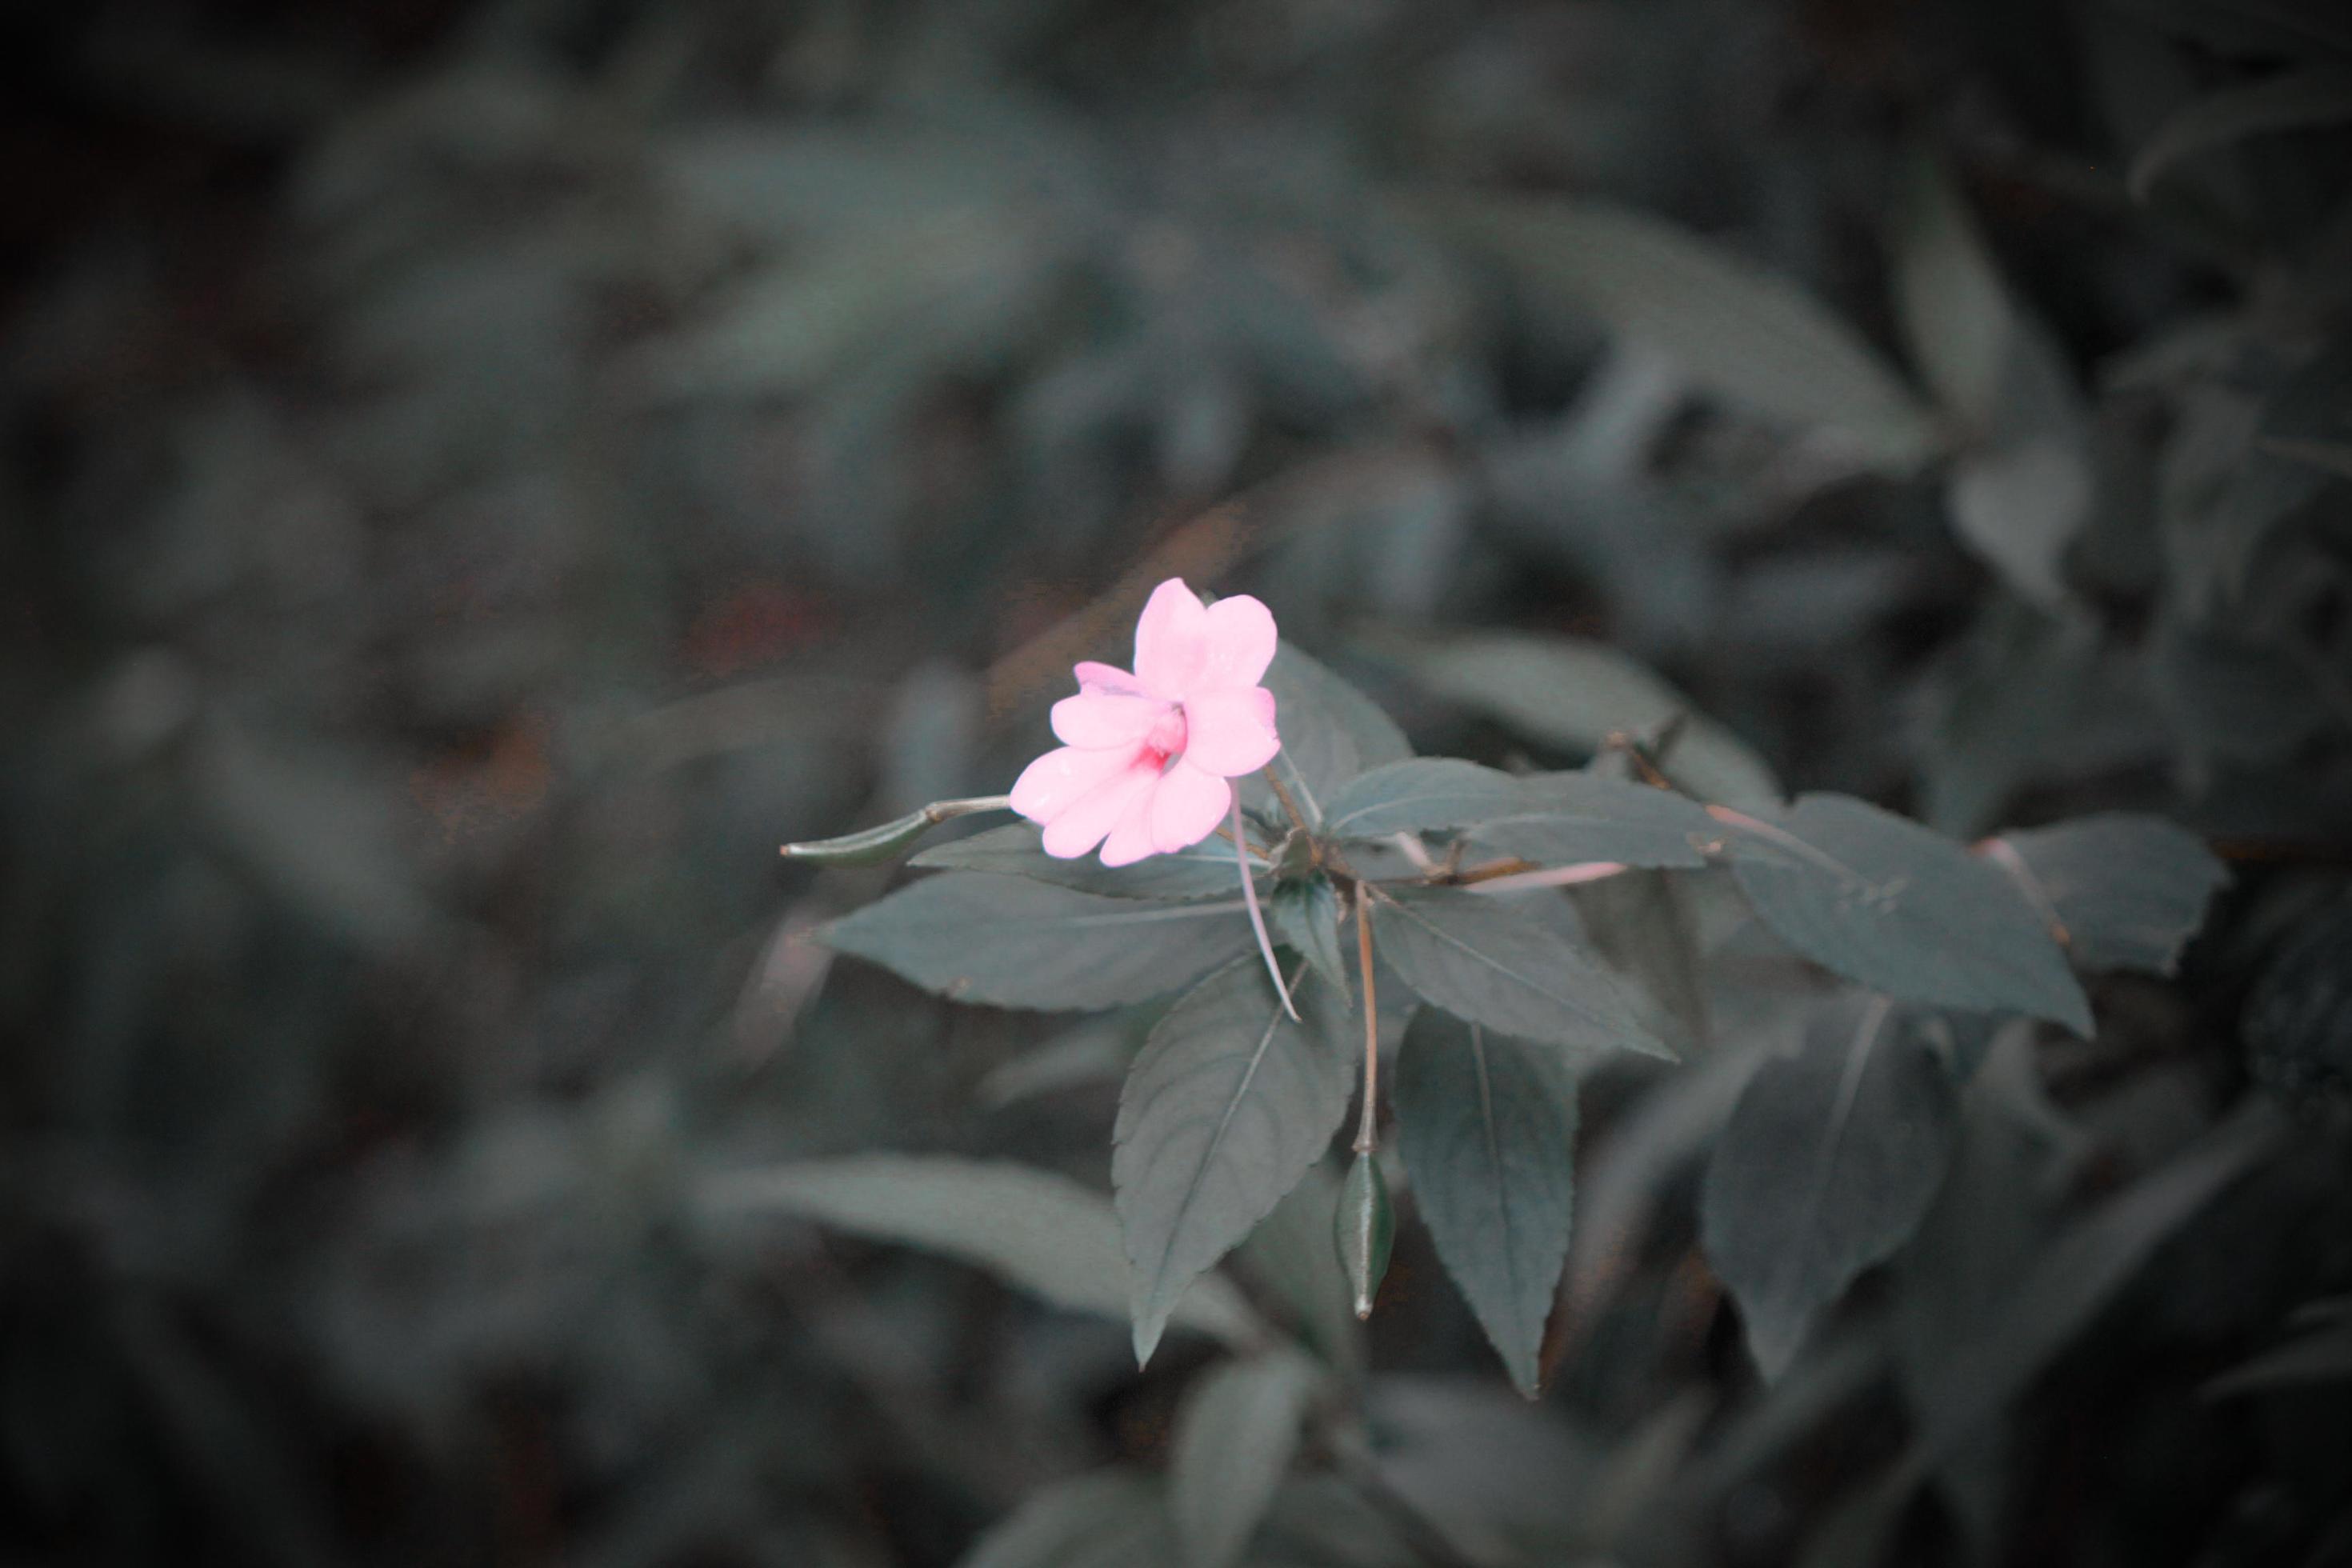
<box><xmin>1261</xmin><ymin>763</ymin><xmax>1314</xmax><ymax>839</ymax></box>
<box><xmin>1354</xmin><ymin>879</ymin><xmax>1380</xmax><ymax>1155</ymax></box>
<box><xmin>1234</xmin><ymin>796</ymin><xmax>1299</xmax><ymax>1020</ymax></box>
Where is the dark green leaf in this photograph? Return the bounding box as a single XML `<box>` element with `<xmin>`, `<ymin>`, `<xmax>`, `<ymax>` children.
<box><xmin>1396</xmin><ymin>1011</ymin><xmax>1579</xmax><ymax>1395</ymax></box>
<box><xmin>822</xmin><ymin>873</ymin><xmax>1257</xmax><ymax>1010</ymax></box>
<box><xmin>1722</xmin><ymin>794</ymin><xmax>2092</xmax><ymax>1033</ymax></box>
<box><xmin>913</xmin><ymin>821</ymin><xmax>1265</xmax><ymax>900</ymax></box>
<box><xmin>2205</xmin><ymin>1300</ymin><xmax>2352</xmax><ymax>1397</ymax></box>
<box><xmin>1985</xmin><ymin>814</ymin><xmax>2228</xmax><ymax>974</ymax></box>
<box><xmin>1245</xmin><ymin>645</ymin><xmax>1413</xmax><ymax>829</ymax></box>
<box><xmin>1395</xmin><ymin>634</ymin><xmax>1782</xmax><ymax>810</ymax></box>
<box><xmin>2128</xmin><ymin>64</ymin><xmax>2352</xmax><ymax>202</ymax></box>
<box><xmin>696</xmin><ymin>1156</ymin><xmax>1258</xmax><ymax>1348</ymax></box>
<box><xmin>1169</xmin><ymin>1350</ymin><xmax>1322</xmax><ymax>1568</ymax></box>
<box><xmin>1701</xmin><ymin>997</ymin><xmax>1962</xmax><ymax>1378</ymax></box>
<box><xmin>1318</xmin><ymin>759</ymin><xmax>1526</xmax><ymax>839</ymax></box>
<box><xmin>1421</xmin><ymin>194</ymin><xmax>1938</xmax><ymax>470</ymax></box>
<box><xmin>1115</xmin><ymin>962</ymin><xmax>1358</xmax><ymax>1365</ymax></box>
<box><xmin>1467</xmin><ymin>774</ymin><xmax>1718</xmax><ymax>870</ymax></box>
<box><xmin>1334</xmin><ymin>1150</ymin><xmax>1394</xmax><ymax>1320</ymax></box>
<box><xmin>1268</xmin><ymin>877</ymin><xmax>1349</xmax><ymax>993</ymax></box>
<box><xmin>1375</xmin><ymin>888</ymin><xmax>1670</xmax><ymax>1059</ymax></box>
<box><xmin>1569</xmin><ymin>870</ymin><xmax>1711</xmax><ymax>1053</ymax></box>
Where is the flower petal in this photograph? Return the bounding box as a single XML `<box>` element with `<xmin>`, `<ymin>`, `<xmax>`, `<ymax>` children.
<box><xmin>1150</xmin><ymin>762</ymin><xmax>1233</xmax><ymax>854</ymax></box>
<box><xmin>1133</xmin><ymin>578</ymin><xmax>1210</xmax><ymax>700</ymax></box>
<box><xmin>1200</xmin><ymin>594</ymin><xmax>1278</xmax><ymax>690</ymax></box>
<box><xmin>1010</xmin><ymin>743</ymin><xmax>1143</xmax><ymax>823</ymax></box>
<box><xmin>1074</xmin><ymin>661</ymin><xmax>1149</xmax><ymax>698</ymax></box>
<box><xmin>1099</xmin><ymin>783</ymin><xmax>1163</xmax><ymax>866</ymax></box>
<box><xmin>1179</xmin><ymin>686</ymin><xmax>1282</xmax><ymax>775</ymax></box>
<box><xmin>1040</xmin><ymin>762</ymin><xmax>1159</xmax><ymax>860</ymax></box>
<box><xmin>1051</xmin><ymin>690</ymin><xmax>1163</xmax><ymax>750</ymax></box>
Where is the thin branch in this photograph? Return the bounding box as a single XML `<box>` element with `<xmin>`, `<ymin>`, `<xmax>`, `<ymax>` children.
<box><xmin>1354</xmin><ymin>880</ymin><xmax>1380</xmax><ymax>1156</ymax></box>
<box><xmin>1235</xmin><ymin>796</ymin><xmax>1299</xmax><ymax>1020</ymax></box>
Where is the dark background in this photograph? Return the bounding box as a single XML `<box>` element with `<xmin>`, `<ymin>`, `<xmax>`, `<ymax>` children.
<box><xmin>4</xmin><ymin>1</ymin><xmax>2350</xmax><ymax>1564</ymax></box>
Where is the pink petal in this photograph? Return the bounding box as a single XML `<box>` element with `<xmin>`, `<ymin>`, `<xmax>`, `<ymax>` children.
<box><xmin>1051</xmin><ymin>690</ymin><xmax>1163</xmax><ymax>749</ymax></box>
<box><xmin>1010</xmin><ymin>742</ymin><xmax>1143</xmax><ymax>823</ymax></box>
<box><xmin>1074</xmin><ymin>661</ymin><xmax>1148</xmax><ymax>698</ymax></box>
<box><xmin>1098</xmin><ymin>783</ymin><xmax>1162</xmax><ymax>866</ymax></box>
<box><xmin>1200</xmin><ymin>594</ymin><xmax>1278</xmax><ymax>690</ymax></box>
<box><xmin>1133</xmin><ymin>579</ymin><xmax>1210</xmax><ymax>700</ymax></box>
<box><xmin>1178</xmin><ymin>686</ymin><xmax>1281</xmax><ymax>775</ymax></box>
<box><xmin>1040</xmin><ymin>762</ymin><xmax>1159</xmax><ymax>860</ymax></box>
<box><xmin>1149</xmin><ymin>762</ymin><xmax>1233</xmax><ymax>853</ymax></box>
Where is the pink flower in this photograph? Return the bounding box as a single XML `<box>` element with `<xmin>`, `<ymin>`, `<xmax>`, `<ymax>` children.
<box><xmin>1010</xmin><ymin>578</ymin><xmax>1282</xmax><ymax>866</ymax></box>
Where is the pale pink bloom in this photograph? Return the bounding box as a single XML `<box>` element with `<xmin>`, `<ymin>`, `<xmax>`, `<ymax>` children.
<box><xmin>1010</xmin><ymin>578</ymin><xmax>1281</xmax><ymax>866</ymax></box>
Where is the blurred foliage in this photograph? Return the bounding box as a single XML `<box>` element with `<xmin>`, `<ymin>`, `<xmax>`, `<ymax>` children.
<box><xmin>2</xmin><ymin>0</ymin><xmax>2350</xmax><ymax>1564</ymax></box>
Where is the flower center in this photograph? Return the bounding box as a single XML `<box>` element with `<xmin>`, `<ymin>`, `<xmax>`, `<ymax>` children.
<box><xmin>1140</xmin><ymin>705</ymin><xmax>1188</xmax><ymax>771</ymax></box>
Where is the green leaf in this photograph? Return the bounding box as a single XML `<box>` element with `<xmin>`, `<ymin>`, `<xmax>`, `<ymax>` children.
<box><xmin>1568</xmin><ymin>869</ymin><xmax>1711</xmax><ymax>1054</ymax></box>
<box><xmin>1893</xmin><ymin>156</ymin><xmax>2091</xmax><ymax>606</ymax></box>
<box><xmin>2205</xmin><ymin>1301</ymin><xmax>2352</xmax><ymax>1398</ymax></box>
<box><xmin>1421</xmin><ymin>194</ymin><xmax>1938</xmax><ymax>470</ymax></box>
<box><xmin>2128</xmin><ymin>64</ymin><xmax>2352</xmax><ymax>202</ymax></box>
<box><xmin>1721</xmin><ymin>794</ymin><xmax>2092</xmax><ymax>1033</ymax></box>
<box><xmin>1394</xmin><ymin>633</ymin><xmax>1782</xmax><ymax>811</ymax></box>
<box><xmin>1984</xmin><ymin>814</ymin><xmax>2228</xmax><ymax>975</ymax></box>
<box><xmin>1466</xmin><ymin>774</ymin><xmax>1719</xmax><ymax>870</ymax></box>
<box><xmin>1319</xmin><ymin>759</ymin><xmax>1530</xmax><ymax>839</ymax></box>
<box><xmin>959</xmin><ymin>1470</ymin><xmax>1176</xmax><ymax>1568</ymax></box>
<box><xmin>1334</xmin><ymin>1150</ymin><xmax>1394</xmax><ymax>1320</ymax></box>
<box><xmin>822</xmin><ymin>874</ymin><xmax>1257</xmax><ymax>1010</ymax></box>
<box><xmin>1395</xmin><ymin>1012</ymin><xmax>1579</xmax><ymax>1395</ymax></box>
<box><xmin>1905</xmin><ymin>1103</ymin><xmax>2278</xmax><ymax>1461</ymax></box>
<box><xmin>1170</xmin><ymin>1350</ymin><xmax>1323</xmax><ymax>1568</ymax></box>
<box><xmin>1115</xmin><ymin>962</ymin><xmax>1358</xmax><ymax>1365</ymax></box>
<box><xmin>913</xmin><ymin>822</ymin><xmax>1266</xmax><ymax>900</ymax></box>
<box><xmin>1374</xmin><ymin>888</ymin><xmax>1671</xmax><ymax>1060</ymax></box>
<box><xmin>1701</xmin><ymin>997</ymin><xmax>1962</xmax><ymax>1378</ymax></box>
<box><xmin>1244</xmin><ymin>645</ymin><xmax>1413</xmax><ymax>829</ymax></box>
<box><xmin>696</xmin><ymin>1156</ymin><xmax>1258</xmax><ymax>1349</ymax></box>
<box><xmin>1267</xmin><ymin>877</ymin><xmax>1350</xmax><ymax>993</ymax></box>
<box><xmin>781</xmin><ymin>794</ymin><xmax>1013</xmax><ymax>866</ymax></box>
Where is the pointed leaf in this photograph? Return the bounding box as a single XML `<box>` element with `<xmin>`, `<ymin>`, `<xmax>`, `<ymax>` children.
<box><xmin>1422</xmin><ymin>194</ymin><xmax>1938</xmax><ymax>470</ymax></box>
<box><xmin>1569</xmin><ymin>870</ymin><xmax>1710</xmax><ymax>1052</ymax></box>
<box><xmin>914</xmin><ymin>822</ymin><xmax>1267</xmax><ymax>899</ymax></box>
<box><xmin>1374</xmin><ymin>888</ymin><xmax>1670</xmax><ymax>1059</ymax></box>
<box><xmin>1320</xmin><ymin>759</ymin><xmax>1530</xmax><ymax>839</ymax></box>
<box><xmin>1468</xmin><ymin>774</ymin><xmax>1718</xmax><ymax>869</ymax></box>
<box><xmin>2129</xmin><ymin>64</ymin><xmax>2352</xmax><ymax>202</ymax></box>
<box><xmin>1721</xmin><ymin>794</ymin><xmax>2092</xmax><ymax>1033</ymax></box>
<box><xmin>1984</xmin><ymin>814</ymin><xmax>2228</xmax><ymax>976</ymax></box>
<box><xmin>823</xmin><ymin>873</ymin><xmax>1257</xmax><ymax>1010</ymax></box>
<box><xmin>698</xmin><ymin>1156</ymin><xmax>1258</xmax><ymax>1348</ymax></box>
<box><xmin>1396</xmin><ymin>633</ymin><xmax>1782</xmax><ymax>810</ymax></box>
<box><xmin>1701</xmin><ymin>997</ymin><xmax>1962</xmax><ymax>1378</ymax></box>
<box><xmin>1243</xmin><ymin>646</ymin><xmax>1413</xmax><ymax>829</ymax></box>
<box><xmin>1115</xmin><ymin>962</ymin><xmax>1357</xmax><ymax>1365</ymax></box>
<box><xmin>1170</xmin><ymin>1351</ymin><xmax>1323</xmax><ymax>1568</ymax></box>
<box><xmin>1396</xmin><ymin>1012</ymin><xmax>1579</xmax><ymax>1394</ymax></box>
<box><xmin>1268</xmin><ymin>877</ymin><xmax>1350</xmax><ymax>993</ymax></box>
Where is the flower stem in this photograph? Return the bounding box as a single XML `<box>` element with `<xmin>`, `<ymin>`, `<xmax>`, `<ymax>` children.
<box><xmin>1353</xmin><ymin>879</ymin><xmax>1379</xmax><ymax>1155</ymax></box>
<box><xmin>1260</xmin><ymin>763</ymin><xmax>1314</xmax><ymax>838</ymax></box>
<box><xmin>1234</xmin><ymin>796</ymin><xmax>1298</xmax><ymax>1020</ymax></box>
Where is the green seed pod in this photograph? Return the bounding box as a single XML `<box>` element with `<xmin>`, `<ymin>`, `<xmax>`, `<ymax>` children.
<box><xmin>779</xmin><ymin>796</ymin><xmax>1011</xmax><ymax>866</ymax></box>
<box><xmin>1334</xmin><ymin>1150</ymin><xmax>1394</xmax><ymax>1320</ymax></box>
